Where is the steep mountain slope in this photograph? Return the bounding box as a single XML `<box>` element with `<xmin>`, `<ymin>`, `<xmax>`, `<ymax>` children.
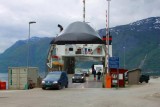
<box><xmin>0</xmin><ymin>17</ymin><xmax>159</xmax><ymax>75</ymax></box>
<box><xmin>0</xmin><ymin>37</ymin><xmax>52</xmax><ymax>74</ymax></box>
<box><xmin>99</xmin><ymin>17</ymin><xmax>160</xmax><ymax>74</ymax></box>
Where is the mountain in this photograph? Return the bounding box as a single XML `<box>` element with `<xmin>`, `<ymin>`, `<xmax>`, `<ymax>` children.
<box><xmin>0</xmin><ymin>17</ymin><xmax>160</xmax><ymax>75</ymax></box>
<box><xmin>99</xmin><ymin>17</ymin><xmax>160</xmax><ymax>75</ymax></box>
<box><xmin>0</xmin><ymin>37</ymin><xmax>53</xmax><ymax>75</ymax></box>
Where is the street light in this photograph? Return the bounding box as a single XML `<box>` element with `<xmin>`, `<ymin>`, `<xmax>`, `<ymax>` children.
<box><xmin>123</xmin><ymin>46</ymin><xmax>126</xmax><ymax>69</ymax></box>
<box><xmin>29</xmin><ymin>21</ymin><xmax>36</xmax><ymax>39</ymax></box>
<box><xmin>27</xmin><ymin>21</ymin><xmax>36</xmax><ymax>72</ymax></box>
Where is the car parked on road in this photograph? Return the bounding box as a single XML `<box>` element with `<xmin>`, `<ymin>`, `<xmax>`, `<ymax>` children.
<box><xmin>139</xmin><ymin>74</ymin><xmax>150</xmax><ymax>83</ymax></box>
<box><xmin>72</xmin><ymin>73</ymin><xmax>86</xmax><ymax>83</ymax></box>
<box><xmin>42</xmin><ymin>71</ymin><xmax>68</xmax><ymax>90</ymax></box>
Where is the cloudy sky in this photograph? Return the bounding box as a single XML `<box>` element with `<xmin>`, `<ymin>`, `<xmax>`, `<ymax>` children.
<box><xmin>0</xmin><ymin>0</ymin><xmax>160</xmax><ymax>53</ymax></box>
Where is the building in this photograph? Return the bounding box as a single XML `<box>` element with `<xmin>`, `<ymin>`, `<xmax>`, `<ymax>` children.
<box><xmin>127</xmin><ymin>68</ymin><xmax>141</xmax><ymax>85</ymax></box>
<box><xmin>8</xmin><ymin>67</ymin><xmax>39</xmax><ymax>90</ymax></box>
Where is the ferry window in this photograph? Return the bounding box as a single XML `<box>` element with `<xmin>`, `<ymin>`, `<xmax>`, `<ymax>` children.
<box><xmin>88</xmin><ymin>48</ymin><xmax>92</xmax><ymax>52</ymax></box>
<box><xmin>69</xmin><ymin>48</ymin><xmax>73</xmax><ymax>51</ymax></box>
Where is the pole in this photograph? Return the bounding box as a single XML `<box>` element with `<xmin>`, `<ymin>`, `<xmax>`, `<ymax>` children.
<box><xmin>117</xmin><ymin>57</ymin><xmax>119</xmax><ymax>89</ymax></box>
<box><xmin>107</xmin><ymin>0</ymin><xmax>110</xmax><ymax>65</ymax></box>
<box><xmin>123</xmin><ymin>46</ymin><xmax>125</xmax><ymax>69</ymax></box>
<box><xmin>106</xmin><ymin>0</ymin><xmax>111</xmax><ymax>74</ymax></box>
<box><xmin>83</xmin><ymin>0</ymin><xmax>85</xmax><ymax>22</ymax></box>
<box><xmin>117</xmin><ymin>68</ymin><xmax>119</xmax><ymax>89</ymax></box>
<box><xmin>27</xmin><ymin>23</ymin><xmax>30</xmax><ymax>73</ymax></box>
<box><xmin>105</xmin><ymin>10</ymin><xmax>109</xmax><ymax>74</ymax></box>
<box><xmin>27</xmin><ymin>21</ymin><xmax>36</xmax><ymax>73</ymax></box>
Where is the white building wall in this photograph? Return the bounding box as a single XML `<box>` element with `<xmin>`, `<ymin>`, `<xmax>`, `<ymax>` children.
<box><xmin>48</xmin><ymin>44</ymin><xmax>112</xmax><ymax>71</ymax></box>
<box><xmin>8</xmin><ymin>67</ymin><xmax>38</xmax><ymax>90</ymax></box>
<box><xmin>55</xmin><ymin>44</ymin><xmax>107</xmax><ymax>56</ymax></box>
<box><xmin>55</xmin><ymin>44</ymin><xmax>112</xmax><ymax>57</ymax></box>
<box><xmin>56</xmin><ymin>45</ymin><xmax>65</xmax><ymax>56</ymax></box>
<box><xmin>65</xmin><ymin>44</ymin><xmax>76</xmax><ymax>55</ymax></box>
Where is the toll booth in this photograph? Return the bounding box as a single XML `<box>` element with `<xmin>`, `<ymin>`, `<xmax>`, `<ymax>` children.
<box><xmin>110</xmin><ymin>68</ymin><xmax>128</xmax><ymax>87</ymax></box>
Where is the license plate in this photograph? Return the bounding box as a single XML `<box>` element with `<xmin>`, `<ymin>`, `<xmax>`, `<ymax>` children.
<box><xmin>76</xmin><ymin>80</ymin><xmax>80</xmax><ymax>82</ymax></box>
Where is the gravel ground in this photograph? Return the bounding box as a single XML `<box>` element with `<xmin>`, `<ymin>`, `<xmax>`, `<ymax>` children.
<box><xmin>0</xmin><ymin>77</ymin><xmax>160</xmax><ymax>107</ymax></box>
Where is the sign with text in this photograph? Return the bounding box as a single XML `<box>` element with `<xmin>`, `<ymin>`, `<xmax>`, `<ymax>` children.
<box><xmin>109</xmin><ymin>57</ymin><xmax>119</xmax><ymax>68</ymax></box>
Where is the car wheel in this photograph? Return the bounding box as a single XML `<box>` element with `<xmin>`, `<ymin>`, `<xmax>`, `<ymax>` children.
<box><xmin>42</xmin><ymin>87</ymin><xmax>46</xmax><ymax>90</ymax></box>
<box><xmin>145</xmin><ymin>80</ymin><xmax>148</xmax><ymax>83</ymax></box>
<box><xmin>83</xmin><ymin>80</ymin><xmax>85</xmax><ymax>83</ymax></box>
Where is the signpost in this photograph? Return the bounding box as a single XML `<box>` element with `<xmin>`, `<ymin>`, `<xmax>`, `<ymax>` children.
<box><xmin>109</xmin><ymin>57</ymin><xmax>119</xmax><ymax>68</ymax></box>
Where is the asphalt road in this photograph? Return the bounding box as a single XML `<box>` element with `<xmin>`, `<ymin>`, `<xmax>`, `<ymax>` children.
<box><xmin>68</xmin><ymin>74</ymin><xmax>102</xmax><ymax>88</ymax></box>
<box><xmin>0</xmin><ymin>78</ymin><xmax>160</xmax><ymax>107</ymax></box>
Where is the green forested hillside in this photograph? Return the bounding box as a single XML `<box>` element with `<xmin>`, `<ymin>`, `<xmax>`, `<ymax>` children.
<box><xmin>0</xmin><ymin>17</ymin><xmax>160</xmax><ymax>75</ymax></box>
<box><xmin>99</xmin><ymin>17</ymin><xmax>160</xmax><ymax>74</ymax></box>
<box><xmin>0</xmin><ymin>37</ymin><xmax>52</xmax><ymax>75</ymax></box>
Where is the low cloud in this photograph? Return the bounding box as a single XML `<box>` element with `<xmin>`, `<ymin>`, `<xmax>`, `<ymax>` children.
<box><xmin>0</xmin><ymin>0</ymin><xmax>159</xmax><ymax>53</ymax></box>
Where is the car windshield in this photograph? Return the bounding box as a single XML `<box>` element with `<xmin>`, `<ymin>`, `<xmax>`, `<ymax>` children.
<box><xmin>45</xmin><ymin>73</ymin><xmax>61</xmax><ymax>80</ymax></box>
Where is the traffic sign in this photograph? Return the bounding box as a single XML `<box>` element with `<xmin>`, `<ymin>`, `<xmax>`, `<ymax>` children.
<box><xmin>109</xmin><ymin>57</ymin><xmax>119</xmax><ymax>68</ymax></box>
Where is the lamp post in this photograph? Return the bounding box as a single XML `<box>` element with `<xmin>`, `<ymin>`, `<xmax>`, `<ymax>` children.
<box><xmin>123</xmin><ymin>46</ymin><xmax>126</xmax><ymax>69</ymax></box>
<box><xmin>27</xmin><ymin>21</ymin><xmax>36</xmax><ymax>72</ymax></box>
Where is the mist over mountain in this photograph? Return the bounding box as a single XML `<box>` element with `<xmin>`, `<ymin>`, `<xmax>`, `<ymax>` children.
<box><xmin>0</xmin><ymin>17</ymin><xmax>159</xmax><ymax>75</ymax></box>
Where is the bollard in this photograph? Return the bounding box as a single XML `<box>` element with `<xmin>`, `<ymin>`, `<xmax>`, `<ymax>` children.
<box><xmin>106</xmin><ymin>74</ymin><xmax>111</xmax><ymax>88</ymax></box>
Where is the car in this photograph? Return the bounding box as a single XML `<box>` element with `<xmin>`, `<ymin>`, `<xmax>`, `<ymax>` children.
<box><xmin>124</xmin><ymin>72</ymin><xmax>128</xmax><ymax>81</ymax></box>
<box><xmin>72</xmin><ymin>73</ymin><xmax>86</xmax><ymax>83</ymax></box>
<box><xmin>82</xmin><ymin>71</ymin><xmax>90</xmax><ymax>77</ymax></box>
<box><xmin>41</xmin><ymin>71</ymin><xmax>68</xmax><ymax>90</ymax></box>
<box><xmin>139</xmin><ymin>74</ymin><xmax>150</xmax><ymax>83</ymax></box>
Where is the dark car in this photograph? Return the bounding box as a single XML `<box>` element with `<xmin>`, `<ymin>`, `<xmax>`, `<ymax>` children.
<box><xmin>83</xmin><ymin>71</ymin><xmax>90</xmax><ymax>77</ymax></box>
<box><xmin>139</xmin><ymin>74</ymin><xmax>150</xmax><ymax>83</ymax></box>
<box><xmin>42</xmin><ymin>71</ymin><xmax>68</xmax><ymax>90</ymax></box>
<box><xmin>72</xmin><ymin>73</ymin><xmax>86</xmax><ymax>83</ymax></box>
<box><xmin>125</xmin><ymin>72</ymin><xmax>128</xmax><ymax>81</ymax></box>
